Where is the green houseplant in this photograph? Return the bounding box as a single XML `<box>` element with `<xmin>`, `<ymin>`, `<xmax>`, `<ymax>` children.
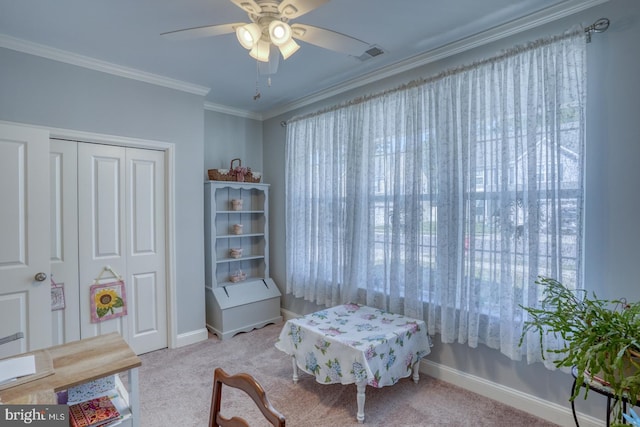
<box><xmin>519</xmin><ymin>276</ymin><xmax>640</xmax><ymax>425</ymax></box>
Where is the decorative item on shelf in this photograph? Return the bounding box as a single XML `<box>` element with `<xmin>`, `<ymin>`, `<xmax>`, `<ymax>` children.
<box><xmin>519</xmin><ymin>276</ymin><xmax>640</xmax><ymax>425</ymax></box>
<box><xmin>231</xmin><ymin>158</ymin><xmax>248</xmax><ymax>182</ymax></box>
<box><xmin>207</xmin><ymin>168</ymin><xmax>233</xmax><ymax>181</ymax></box>
<box><xmin>245</xmin><ymin>170</ymin><xmax>262</xmax><ymax>183</ymax></box>
<box><xmin>69</xmin><ymin>395</ymin><xmax>121</xmax><ymax>427</ymax></box>
<box><xmin>229</xmin><ymin>248</ymin><xmax>243</xmax><ymax>259</ymax></box>
<box><xmin>67</xmin><ymin>376</ymin><xmax>116</xmax><ymax>403</ymax></box>
<box><xmin>231</xmin><ymin>199</ymin><xmax>243</xmax><ymax>211</ymax></box>
<box><xmin>229</xmin><ymin>269</ymin><xmax>247</xmax><ymax>283</ymax></box>
<box><xmin>207</xmin><ymin>158</ymin><xmax>262</xmax><ymax>183</ymax></box>
<box><xmin>232</xmin><ymin>224</ymin><xmax>243</xmax><ymax>235</ymax></box>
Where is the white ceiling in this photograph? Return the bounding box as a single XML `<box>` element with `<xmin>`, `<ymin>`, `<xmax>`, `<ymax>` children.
<box><xmin>0</xmin><ymin>0</ymin><xmax>601</xmax><ymax>117</ymax></box>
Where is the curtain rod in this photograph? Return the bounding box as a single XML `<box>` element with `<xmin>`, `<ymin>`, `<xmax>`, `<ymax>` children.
<box><xmin>285</xmin><ymin>18</ymin><xmax>610</xmax><ymax>126</ymax></box>
<box><xmin>584</xmin><ymin>17</ymin><xmax>609</xmax><ymax>43</ymax></box>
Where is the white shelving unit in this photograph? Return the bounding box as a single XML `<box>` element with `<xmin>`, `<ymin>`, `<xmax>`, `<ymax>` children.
<box><xmin>204</xmin><ymin>181</ymin><xmax>282</xmax><ymax>340</ymax></box>
<box><xmin>0</xmin><ymin>333</ymin><xmax>140</xmax><ymax>427</ymax></box>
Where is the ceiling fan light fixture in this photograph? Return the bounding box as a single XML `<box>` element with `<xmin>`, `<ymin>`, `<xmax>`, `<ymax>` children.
<box><xmin>268</xmin><ymin>20</ymin><xmax>292</xmax><ymax>46</ymax></box>
<box><xmin>236</xmin><ymin>23</ymin><xmax>261</xmax><ymax>49</ymax></box>
<box><xmin>249</xmin><ymin>39</ymin><xmax>271</xmax><ymax>62</ymax></box>
<box><xmin>278</xmin><ymin>38</ymin><xmax>300</xmax><ymax>60</ymax></box>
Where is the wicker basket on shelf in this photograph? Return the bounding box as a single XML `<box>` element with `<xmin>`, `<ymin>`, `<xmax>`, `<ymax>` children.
<box><xmin>207</xmin><ymin>169</ymin><xmax>233</xmax><ymax>181</ymax></box>
<box><xmin>244</xmin><ymin>170</ymin><xmax>262</xmax><ymax>183</ymax></box>
<box><xmin>207</xmin><ymin>158</ymin><xmax>262</xmax><ymax>183</ymax></box>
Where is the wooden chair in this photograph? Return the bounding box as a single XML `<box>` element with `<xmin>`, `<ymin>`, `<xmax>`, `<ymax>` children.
<box><xmin>209</xmin><ymin>367</ymin><xmax>286</xmax><ymax>427</ymax></box>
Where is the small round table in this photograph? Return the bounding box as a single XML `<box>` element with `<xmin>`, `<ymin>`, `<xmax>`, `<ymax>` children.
<box><xmin>571</xmin><ymin>366</ymin><xmax>633</xmax><ymax>426</ymax></box>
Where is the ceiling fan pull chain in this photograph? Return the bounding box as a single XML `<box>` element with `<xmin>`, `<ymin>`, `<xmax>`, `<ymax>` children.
<box><xmin>254</xmin><ymin>59</ymin><xmax>261</xmax><ymax>101</ymax></box>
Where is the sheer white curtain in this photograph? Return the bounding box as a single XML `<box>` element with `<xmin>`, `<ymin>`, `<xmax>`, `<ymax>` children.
<box><xmin>286</xmin><ymin>31</ymin><xmax>585</xmax><ymax>364</ymax></box>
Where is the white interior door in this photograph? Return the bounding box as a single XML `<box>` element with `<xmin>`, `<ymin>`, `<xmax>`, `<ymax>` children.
<box><xmin>0</xmin><ymin>123</ymin><xmax>51</xmax><ymax>358</ymax></box>
<box><xmin>78</xmin><ymin>143</ymin><xmax>167</xmax><ymax>354</ymax></box>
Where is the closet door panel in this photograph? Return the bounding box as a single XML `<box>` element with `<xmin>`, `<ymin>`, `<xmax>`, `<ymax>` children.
<box><xmin>130</xmin><ymin>158</ymin><xmax>156</xmax><ymax>254</ymax></box>
<box><xmin>131</xmin><ymin>273</ymin><xmax>158</xmax><ymax>333</ymax></box>
<box><xmin>78</xmin><ymin>143</ymin><xmax>128</xmax><ymax>339</ymax></box>
<box><xmin>126</xmin><ymin>148</ymin><xmax>166</xmax><ymax>354</ymax></box>
<box><xmin>94</xmin><ymin>156</ymin><xmax>123</xmax><ymax>257</ymax></box>
<box><xmin>50</xmin><ymin>140</ymin><xmax>80</xmax><ymax>345</ymax></box>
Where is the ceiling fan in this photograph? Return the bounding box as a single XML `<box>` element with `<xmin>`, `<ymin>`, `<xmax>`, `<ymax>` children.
<box><xmin>161</xmin><ymin>0</ymin><xmax>373</xmax><ymax>67</ymax></box>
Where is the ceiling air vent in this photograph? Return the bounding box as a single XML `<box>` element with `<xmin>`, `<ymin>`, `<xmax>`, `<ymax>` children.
<box><xmin>355</xmin><ymin>45</ymin><xmax>385</xmax><ymax>62</ymax></box>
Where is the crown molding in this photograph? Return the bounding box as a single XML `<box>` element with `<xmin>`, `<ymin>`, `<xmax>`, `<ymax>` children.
<box><xmin>262</xmin><ymin>0</ymin><xmax>609</xmax><ymax>120</ymax></box>
<box><xmin>204</xmin><ymin>101</ymin><xmax>263</xmax><ymax>121</ymax></box>
<box><xmin>0</xmin><ymin>34</ymin><xmax>210</xmax><ymax>97</ymax></box>
<box><xmin>0</xmin><ymin>0</ymin><xmax>608</xmax><ymax>120</ymax></box>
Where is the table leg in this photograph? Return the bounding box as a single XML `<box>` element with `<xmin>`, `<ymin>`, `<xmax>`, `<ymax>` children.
<box><xmin>129</xmin><ymin>368</ymin><xmax>140</xmax><ymax>427</ymax></box>
<box><xmin>412</xmin><ymin>361</ymin><xmax>420</xmax><ymax>384</ymax></box>
<box><xmin>291</xmin><ymin>356</ymin><xmax>299</xmax><ymax>384</ymax></box>
<box><xmin>356</xmin><ymin>381</ymin><xmax>366</xmax><ymax>423</ymax></box>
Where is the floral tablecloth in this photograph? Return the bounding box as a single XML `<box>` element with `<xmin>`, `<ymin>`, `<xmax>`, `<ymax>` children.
<box><xmin>275</xmin><ymin>303</ymin><xmax>432</xmax><ymax>388</ymax></box>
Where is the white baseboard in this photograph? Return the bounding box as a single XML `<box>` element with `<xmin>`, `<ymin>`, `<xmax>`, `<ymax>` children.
<box><xmin>420</xmin><ymin>359</ymin><xmax>603</xmax><ymax>427</ymax></box>
<box><xmin>175</xmin><ymin>327</ymin><xmax>209</xmax><ymax>348</ymax></box>
<box><xmin>280</xmin><ymin>308</ymin><xmax>299</xmax><ymax>322</ymax></box>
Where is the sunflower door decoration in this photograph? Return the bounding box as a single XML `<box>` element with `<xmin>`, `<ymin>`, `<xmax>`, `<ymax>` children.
<box><xmin>90</xmin><ymin>266</ymin><xmax>127</xmax><ymax>323</ymax></box>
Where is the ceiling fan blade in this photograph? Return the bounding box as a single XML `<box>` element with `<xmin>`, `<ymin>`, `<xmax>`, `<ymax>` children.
<box><xmin>278</xmin><ymin>0</ymin><xmax>330</xmax><ymax>19</ymax></box>
<box><xmin>161</xmin><ymin>23</ymin><xmax>243</xmax><ymax>41</ymax></box>
<box><xmin>291</xmin><ymin>24</ymin><xmax>369</xmax><ymax>56</ymax></box>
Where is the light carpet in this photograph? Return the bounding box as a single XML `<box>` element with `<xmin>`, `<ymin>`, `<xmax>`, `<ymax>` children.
<box><xmin>138</xmin><ymin>322</ymin><xmax>559</xmax><ymax>426</ymax></box>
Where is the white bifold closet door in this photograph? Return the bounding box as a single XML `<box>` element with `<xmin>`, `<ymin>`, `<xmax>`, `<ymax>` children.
<box><xmin>50</xmin><ymin>140</ymin><xmax>167</xmax><ymax>355</ymax></box>
<box><xmin>77</xmin><ymin>142</ymin><xmax>167</xmax><ymax>355</ymax></box>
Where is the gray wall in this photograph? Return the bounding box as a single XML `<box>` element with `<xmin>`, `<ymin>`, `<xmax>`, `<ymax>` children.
<box><xmin>263</xmin><ymin>0</ymin><xmax>640</xmax><ymax>419</ymax></box>
<box><xmin>204</xmin><ymin>110</ymin><xmax>263</xmax><ymax>174</ymax></box>
<box><xmin>0</xmin><ymin>47</ymin><xmax>206</xmax><ymax>336</ymax></box>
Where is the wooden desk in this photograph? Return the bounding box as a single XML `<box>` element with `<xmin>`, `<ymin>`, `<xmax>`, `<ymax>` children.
<box><xmin>0</xmin><ymin>333</ymin><xmax>141</xmax><ymax>425</ymax></box>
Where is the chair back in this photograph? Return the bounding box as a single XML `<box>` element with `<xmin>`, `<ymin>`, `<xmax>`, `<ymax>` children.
<box><xmin>209</xmin><ymin>367</ymin><xmax>285</xmax><ymax>427</ymax></box>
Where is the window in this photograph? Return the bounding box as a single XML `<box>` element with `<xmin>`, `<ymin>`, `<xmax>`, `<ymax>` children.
<box><xmin>285</xmin><ymin>31</ymin><xmax>585</xmax><ymax>364</ymax></box>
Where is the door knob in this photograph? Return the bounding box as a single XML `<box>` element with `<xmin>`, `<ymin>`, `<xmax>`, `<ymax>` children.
<box><xmin>34</xmin><ymin>272</ymin><xmax>47</xmax><ymax>282</ymax></box>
